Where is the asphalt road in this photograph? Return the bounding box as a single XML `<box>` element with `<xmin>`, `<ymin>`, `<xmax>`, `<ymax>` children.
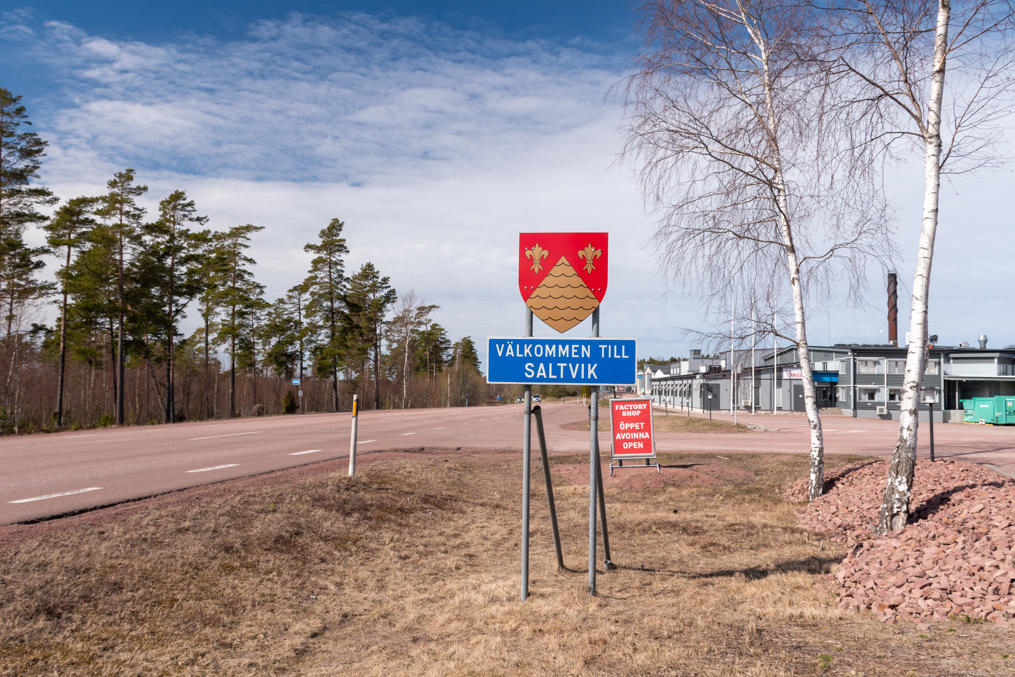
<box><xmin>3</xmin><ymin>401</ymin><xmax>1014</xmax><ymax>524</ymax></box>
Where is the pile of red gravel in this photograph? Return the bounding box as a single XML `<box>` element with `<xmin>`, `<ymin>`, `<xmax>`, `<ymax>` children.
<box><xmin>785</xmin><ymin>459</ymin><xmax>1015</xmax><ymax>626</ymax></box>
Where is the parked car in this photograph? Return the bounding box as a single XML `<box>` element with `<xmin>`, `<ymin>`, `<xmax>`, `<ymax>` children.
<box><xmin>533</xmin><ymin>394</ymin><xmax>542</xmax><ymax>403</ymax></box>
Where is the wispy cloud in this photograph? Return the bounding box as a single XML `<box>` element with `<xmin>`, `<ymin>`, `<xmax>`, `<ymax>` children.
<box><xmin>5</xmin><ymin>8</ymin><xmax>1008</xmax><ymax>357</ymax></box>
<box><xmin>2</xmin><ymin>9</ymin><xmax>704</xmax><ymax>359</ymax></box>
<box><xmin>15</xmin><ymin>12</ymin><xmax>624</xmax><ymax>183</ymax></box>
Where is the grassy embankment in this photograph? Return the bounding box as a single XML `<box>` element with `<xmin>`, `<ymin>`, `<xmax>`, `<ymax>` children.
<box><xmin>1</xmin><ymin>451</ymin><xmax>1011</xmax><ymax>675</ymax></box>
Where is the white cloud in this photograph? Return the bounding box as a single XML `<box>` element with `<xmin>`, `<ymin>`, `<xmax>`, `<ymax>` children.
<box><xmin>6</xmin><ymin>8</ymin><xmax>1015</xmax><ymax>367</ymax></box>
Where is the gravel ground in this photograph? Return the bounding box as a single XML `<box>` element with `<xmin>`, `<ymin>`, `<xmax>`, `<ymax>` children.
<box><xmin>785</xmin><ymin>459</ymin><xmax>1015</xmax><ymax>627</ymax></box>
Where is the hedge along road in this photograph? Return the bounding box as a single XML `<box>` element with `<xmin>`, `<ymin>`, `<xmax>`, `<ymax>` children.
<box><xmin>2</xmin><ymin>401</ymin><xmax>1014</xmax><ymax>525</ymax></box>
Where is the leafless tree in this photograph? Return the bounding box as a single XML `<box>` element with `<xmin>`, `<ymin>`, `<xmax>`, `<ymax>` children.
<box><xmin>623</xmin><ymin>0</ymin><xmax>893</xmax><ymax>500</ymax></box>
<box><xmin>828</xmin><ymin>0</ymin><xmax>1015</xmax><ymax>533</ymax></box>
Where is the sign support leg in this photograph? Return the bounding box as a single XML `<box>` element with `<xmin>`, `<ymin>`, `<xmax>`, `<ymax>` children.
<box><xmin>596</xmin><ymin>443</ymin><xmax>614</xmax><ymax>569</ymax></box>
<box><xmin>533</xmin><ymin>405</ymin><xmax>564</xmax><ymax>570</ymax></box>
<box><xmin>521</xmin><ymin>309</ymin><xmax>533</xmax><ymax>601</ymax></box>
<box><xmin>588</xmin><ymin>308</ymin><xmax>600</xmax><ymax>595</ymax></box>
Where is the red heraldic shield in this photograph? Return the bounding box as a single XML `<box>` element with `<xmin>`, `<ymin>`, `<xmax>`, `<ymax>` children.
<box><xmin>518</xmin><ymin>232</ymin><xmax>608</xmax><ymax>333</ymax></box>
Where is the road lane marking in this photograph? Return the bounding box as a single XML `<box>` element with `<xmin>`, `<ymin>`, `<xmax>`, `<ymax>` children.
<box><xmin>189</xmin><ymin>431</ymin><xmax>260</xmax><ymax>441</ymax></box>
<box><xmin>432</xmin><ymin>427</ymin><xmax>444</xmax><ymax>430</ymax></box>
<box><xmin>9</xmin><ymin>487</ymin><xmax>102</xmax><ymax>504</ymax></box>
<box><xmin>64</xmin><ymin>435</ymin><xmax>88</xmax><ymax>439</ymax></box>
<box><xmin>289</xmin><ymin>449</ymin><xmax>322</xmax><ymax>456</ymax></box>
<box><xmin>186</xmin><ymin>464</ymin><xmax>239</xmax><ymax>473</ymax></box>
<box><xmin>359</xmin><ymin>439</ymin><xmax>376</xmax><ymax>444</ymax></box>
<box><xmin>400</xmin><ymin>432</ymin><xmax>416</xmax><ymax>436</ymax></box>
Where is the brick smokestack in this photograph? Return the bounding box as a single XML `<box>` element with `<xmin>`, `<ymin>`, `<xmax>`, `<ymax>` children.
<box><xmin>887</xmin><ymin>271</ymin><xmax>898</xmax><ymax>345</ymax></box>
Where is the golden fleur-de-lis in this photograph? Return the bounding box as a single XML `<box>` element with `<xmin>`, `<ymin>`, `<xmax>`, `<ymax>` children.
<box><xmin>526</xmin><ymin>244</ymin><xmax>548</xmax><ymax>273</ymax></box>
<box><xmin>578</xmin><ymin>243</ymin><xmax>601</xmax><ymax>273</ymax></box>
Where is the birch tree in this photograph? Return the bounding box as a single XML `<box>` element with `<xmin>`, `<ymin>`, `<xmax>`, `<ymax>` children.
<box><xmin>830</xmin><ymin>0</ymin><xmax>1015</xmax><ymax>533</ymax></box>
<box><xmin>624</xmin><ymin>0</ymin><xmax>892</xmax><ymax>499</ymax></box>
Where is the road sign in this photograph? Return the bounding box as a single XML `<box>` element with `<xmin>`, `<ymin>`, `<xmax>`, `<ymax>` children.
<box><xmin>609</xmin><ymin>398</ymin><xmax>656</xmax><ymax>459</ymax></box>
<box><xmin>291</xmin><ymin>378</ymin><xmax>301</xmax><ymax>386</ymax></box>
<box><xmin>519</xmin><ymin>232</ymin><xmax>608</xmax><ymax>333</ymax></box>
<box><xmin>486</xmin><ymin>337</ymin><xmax>636</xmax><ymax>386</ymax></box>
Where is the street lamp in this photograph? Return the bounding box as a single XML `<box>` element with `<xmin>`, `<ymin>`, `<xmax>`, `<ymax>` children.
<box><xmin>707</xmin><ymin>389</ymin><xmax>713</xmax><ymax>421</ymax></box>
<box><xmin>922</xmin><ymin>386</ymin><xmax>940</xmax><ymax>462</ymax></box>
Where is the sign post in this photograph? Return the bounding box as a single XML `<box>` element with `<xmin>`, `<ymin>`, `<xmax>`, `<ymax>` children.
<box><xmin>489</xmin><ymin>232</ymin><xmax>636</xmax><ymax>600</ymax></box>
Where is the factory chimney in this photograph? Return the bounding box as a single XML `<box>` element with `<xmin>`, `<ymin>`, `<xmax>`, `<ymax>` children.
<box><xmin>887</xmin><ymin>272</ymin><xmax>898</xmax><ymax>346</ymax></box>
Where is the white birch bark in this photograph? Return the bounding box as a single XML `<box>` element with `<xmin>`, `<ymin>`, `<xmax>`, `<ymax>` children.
<box><xmin>754</xmin><ymin>20</ymin><xmax>826</xmax><ymax>500</ymax></box>
<box><xmin>878</xmin><ymin>0</ymin><xmax>950</xmax><ymax>534</ymax></box>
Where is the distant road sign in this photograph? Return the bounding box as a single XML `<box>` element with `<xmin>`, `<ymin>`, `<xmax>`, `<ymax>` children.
<box><xmin>291</xmin><ymin>378</ymin><xmax>301</xmax><ymax>386</ymax></box>
<box><xmin>609</xmin><ymin>398</ymin><xmax>655</xmax><ymax>459</ymax></box>
<box><xmin>486</xmin><ymin>337</ymin><xmax>636</xmax><ymax>386</ymax></box>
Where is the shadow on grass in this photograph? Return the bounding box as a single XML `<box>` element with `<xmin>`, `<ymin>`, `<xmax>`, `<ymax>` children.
<box><xmin>611</xmin><ymin>554</ymin><xmax>841</xmax><ymax>580</ymax></box>
<box><xmin>687</xmin><ymin>554</ymin><xmax>842</xmax><ymax>580</ymax></box>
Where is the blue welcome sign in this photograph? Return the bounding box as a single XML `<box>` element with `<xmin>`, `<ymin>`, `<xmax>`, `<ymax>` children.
<box><xmin>487</xmin><ymin>337</ymin><xmax>637</xmax><ymax>386</ymax></box>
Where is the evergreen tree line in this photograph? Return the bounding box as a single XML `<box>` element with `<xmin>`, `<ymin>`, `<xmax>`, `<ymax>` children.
<box><xmin>0</xmin><ymin>88</ymin><xmax>485</xmax><ymax>433</ymax></box>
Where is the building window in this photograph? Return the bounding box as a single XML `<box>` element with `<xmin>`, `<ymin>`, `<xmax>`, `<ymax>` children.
<box><xmin>857</xmin><ymin>359</ymin><xmax>882</xmax><ymax>374</ymax></box>
<box><xmin>837</xmin><ymin>386</ymin><xmax>851</xmax><ymax>403</ymax></box>
<box><xmin>925</xmin><ymin>360</ymin><xmax>940</xmax><ymax>375</ymax></box>
<box><xmin>857</xmin><ymin>386</ymin><xmax>883</xmax><ymax>402</ymax></box>
<box><xmin>888</xmin><ymin>388</ymin><xmax>902</xmax><ymax>402</ymax></box>
<box><xmin>887</xmin><ymin>360</ymin><xmax>906</xmax><ymax>374</ymax></box>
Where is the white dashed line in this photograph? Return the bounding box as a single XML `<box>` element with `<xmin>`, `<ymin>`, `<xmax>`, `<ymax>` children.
<box><xmin>359</xmin><ymin>439</ymin><xmax>376</xmax><ymax>444</ymax></box>
<box><xmin>186</xmin><ymin>464</ymin><xmax>239</xmax><ymax>473</ymax></box>
<box><xmin>63</xmin><ymin>435</ymin><xmax>88</xmax><ymax>439</ymax></box>
<box><xmin>289</xmin><ymin>449</ymin><xmax>322</xmax><ymax>456</ymax></box>
<box><xmin>189</xmin><ymin>431</ymin><xmax>260</xmax><ymax>441</ymax></box>
<box><xmin>432</xmin><ymin>426</ymin><xmax>444</xmax><ymax>430</ymax></box>
<box><xmin>9</xmin><ymin>487</ymin><xmax>102</xmax><ymax>504</ymax></box>
<box><xmin>400</xmin><ymin>432</ymin><xmax>416</xmax><ymax>436</ymax></box>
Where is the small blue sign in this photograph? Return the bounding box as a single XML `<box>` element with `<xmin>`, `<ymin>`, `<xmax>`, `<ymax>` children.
<box><xmin>291</xmin><ymin>378</ymin><xmax>301</xmax><ymax>386</ymax></box>
<box><xmin>487</xmin><ymin>337</ymin><xmax>637</xmax><ymax>386</ymax></box>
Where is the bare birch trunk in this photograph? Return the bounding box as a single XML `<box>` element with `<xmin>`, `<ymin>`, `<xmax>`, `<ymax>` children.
<box><xmin>756</xmin><ymin>27</ymin><xmax>826</xmax><ymax>499</ymax></box>
<box><xmin>878</xmin><ymin>0</ymin><xmax>950</xmax><ymax>534</ymax></box>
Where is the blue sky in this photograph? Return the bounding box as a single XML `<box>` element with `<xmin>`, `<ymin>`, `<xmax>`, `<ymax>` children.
<box><xmin>2</xmin><ymin>3</ymin><xmax>1014</xmax><ymax>366</ymax></box>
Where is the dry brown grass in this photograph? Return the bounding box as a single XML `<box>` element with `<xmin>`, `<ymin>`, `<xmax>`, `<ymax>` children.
<box><xmin>2</xmin><ymin>451</ymin><xmax>1013</xmax><ymax>676</ymax></box>
<box><xmin>564</xmin><ymin>414</ymin><xmax>750</xmax><ymax>433</ymax></box>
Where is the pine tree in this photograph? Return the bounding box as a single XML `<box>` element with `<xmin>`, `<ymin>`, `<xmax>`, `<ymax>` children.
<box><xmin>44</xmin><ymin>196</ymin><xmax>98</xmax><ymax>427</ymax></box>
<box><xmin>344</xmin><ymin>262</ymin><xmax>396</xmax><ymax>409</ymax></box>
<box><xmin>142</xmin><ymin>190</ymin><xmax>207</xmax><ymax>422</ymax></box>
<box><xmin>95</xmin><ymin>169</ymin><xmax>147</xmax><ymax>425</ymax></box>
<box><xmin>212</xmin><ymin>224</ymin><xmax>264</xmax><ymax>417</ymax></box>
<box><xmin>303</xmin><ymin>218</ymin><xmax>349</xmax><ymax>411</ymax></box>
<box><xmin>0</xmin><ymin>88</ymin><xmax>56</xmax><ymax>431</ymax></box>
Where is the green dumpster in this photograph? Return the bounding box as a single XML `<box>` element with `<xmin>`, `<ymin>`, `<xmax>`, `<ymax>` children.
<box><xmin>961</xmin><ymin>396</ymin><xmax>1015</xmax><ymax>425</ymax></box>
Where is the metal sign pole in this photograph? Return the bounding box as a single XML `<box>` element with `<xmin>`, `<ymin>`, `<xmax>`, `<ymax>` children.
<box><xmin>348</xmin><ymin>393</ymin><xmax>359</xmax><ymax>477</ymax></box>
<box><xmin>533</xmin><ymin>405</ymin><xmax>565</xmax><ymax>570</ymax></box>
<box><xmin>521</xmin><ymin>309</ymin><xmax>533</xmax><ymax>601</ymax></box>
<box><xmin>588</xmin><ymin>308</ymin><xmax>600</xmax><ymax>594</ymax></box>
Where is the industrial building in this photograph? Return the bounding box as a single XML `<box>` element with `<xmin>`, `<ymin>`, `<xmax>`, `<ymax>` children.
<box><xmin>645</xmin><ymin>337</ymin><xmax>1015</xmax><ymax>423</ymax></box>
<box><xmin>642</xmin><ymin>276</ymin><xmax>1014</xmax><ymax>422</ymax></box>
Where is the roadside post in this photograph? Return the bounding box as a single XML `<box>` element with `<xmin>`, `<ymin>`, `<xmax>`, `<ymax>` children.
<box><xmin>292</xmin><ymin>377</ymin><xmax>301</xmax><ymax>412</ymax></box>
<box><xmin>487</xmin><ymin>232</ymin><xmax>635</xmax><ymax>599</ymax></box>
<box><xmin>349</xmin><ymin>393</ymin><xmax>359</xmax><ymax>477</ymax></box>
<box><xmin>923</xmin><ymin>387</ymin><xmax>939</xmax><ymax>462</ymax></box>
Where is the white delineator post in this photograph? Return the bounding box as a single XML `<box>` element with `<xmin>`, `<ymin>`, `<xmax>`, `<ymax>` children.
<box><xmin>349</xmin><ymin>393</ymin><xmax>359</xmax><ymax>477</ymax></box>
